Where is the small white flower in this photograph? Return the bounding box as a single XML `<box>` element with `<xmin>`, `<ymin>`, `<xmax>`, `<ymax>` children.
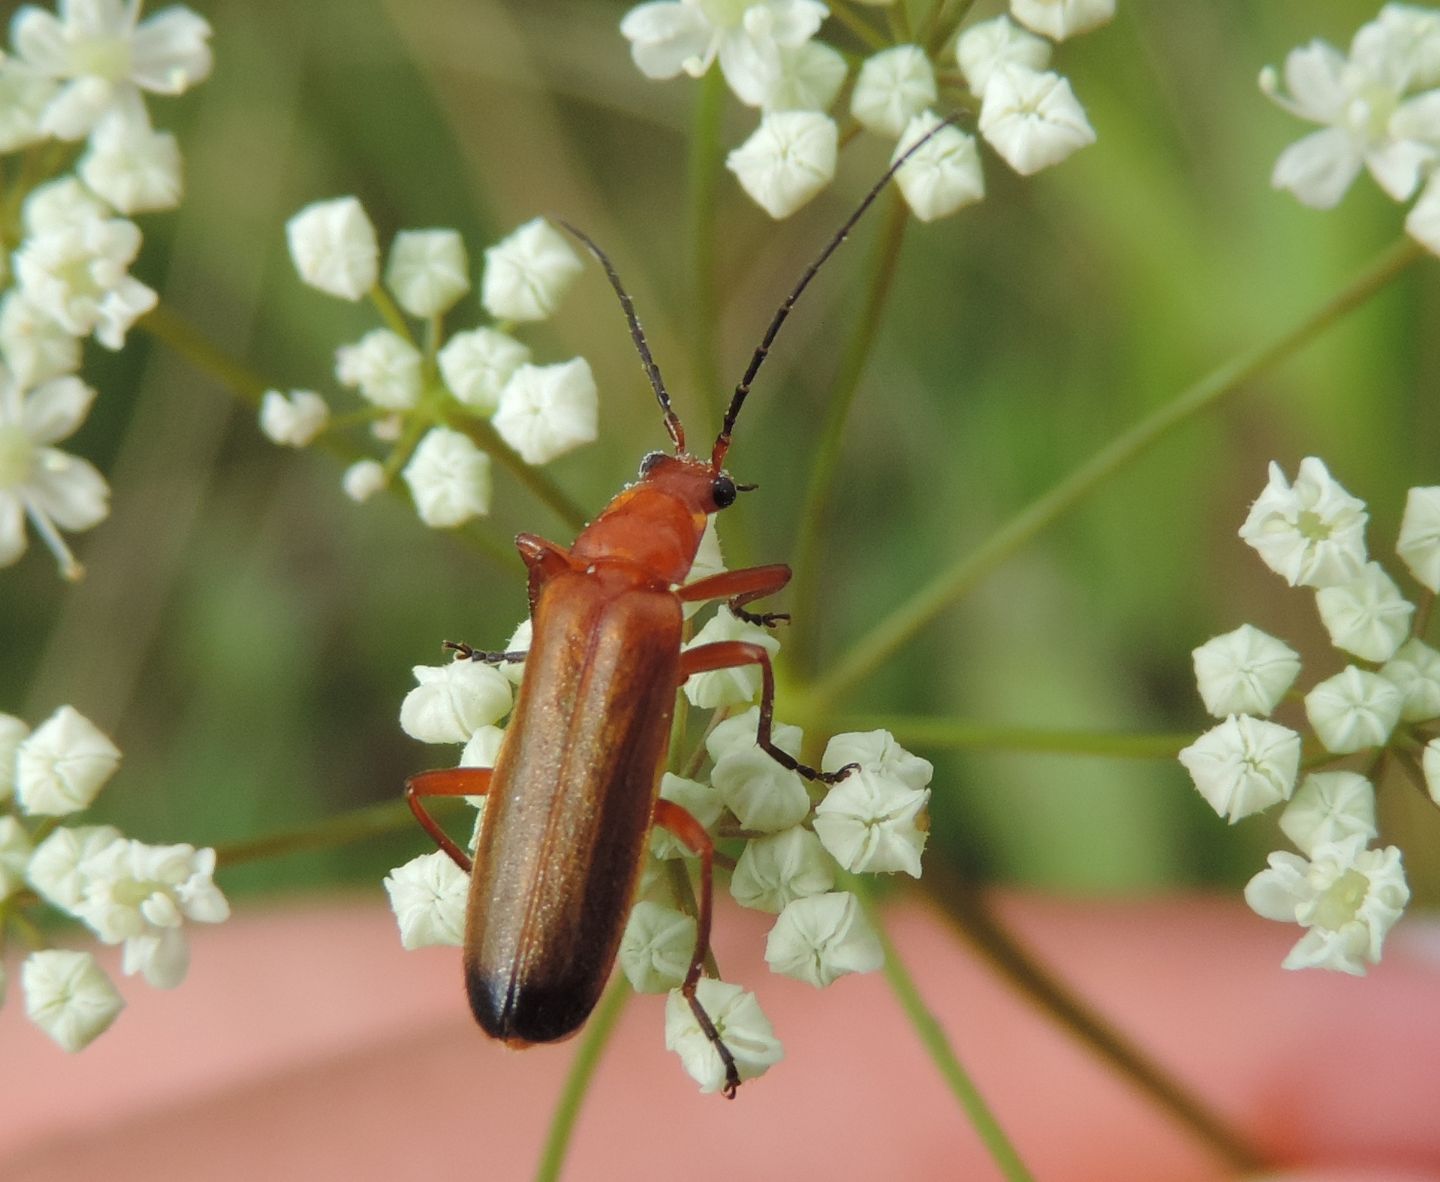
<box><xmin>1239</xmin><ymin>458</ymin><xmax>1369</xmax><ymax>588</ymax></box>
<box><xmin>764</xmin><ymin>40</ymin><xmax>846</xmax><ymax>113</ymax></box>
<box><xmin>619</xmin><ymin>900</ymin><xmax>696</xmax><ymax>992</ymax></box>
<box><xmin>1279</xmin><ymin>771</ymin><xmax>1377</xmax><ymax>856</ymax></box>
<box><xmin>22</xmin><ymin>950</ymin><xmax>124</xmax><ymax>1052</ymax></box>
<box><xmin>730</xmin><ymin>825</ymin><xmax>834</xmax><ymax>912</ymax></box>
<box><xmin>979</xmin><ymin>65</ymin><xmax>1096</xmax><ymax>176</ymax></box>
<box><xmin>1314</xmin><ymin>562</ymin><xmax>1413</xmax><ymax>663</ymax></box>
<box><xmin>956</xmin><ymin>15</ymin><xmax>1051</xmax><ymax>95</ymax></box>
<box><xmin>1245</xmin><ymin>836</ymin><xmax>1409</xmax><ymax>975</ymax></box>
<box><xmin>399</xmin><ymin>658</ymin><xmax>512</xmax><ymax>744</ymax></box>
<box><xmin>1354</xmin><ymin>4</ymin><xmax>1440</xmax><ymax>91</ymax></box>
<box><xmin>1406</xmin><ymin>168</ymin><xmax>1440</xmax><ymax>256</ymax></box>
<box><xmin>23</xmin><ymin>177</ymin><xmax>109</xmax><ymax>235</ymax></box>
<box><xmin>438</xmin><ymin>328</ymin><xmax>530</xmax><ymax>415</ymax></box>
<box><xmin>682</xmin><ymin>609</ymin><xmax>781</xmax><ymax>708</ymax></box>
<box><xmin>384</xmin><ymin>850</ymin><xmax>468</xmax><ymax>949</ymax></box>
<box><xmin>286</xmin><ymin>197</ymin><xmax>379</xmax><ymax>301</ymax></box>
<box><xmin>13</xmin><ymin>0</ymin><xmax>213</xmax><ymax>140</ymax></box>
<box><xmin>705</xmin><ymin>706</ymin><xmax>803</xmax><ymax>762</ymax></box>
<box><xmin>335</xmin><ymin>329</ymin><xmax>423</xmax><ymax>411</ymax></box>
<box><xmin>821</xmin><ymin>729</ymin><xmax>934</xmax><ymax>789</ymax></box>
<box><xmin>0</xmin><ymin>60</ymin><xmax>59</xmax><ymax>151</ymax></box>
<box><xmin>1008</xmin><ymin>0</ymin><xmax>1115</xmax><ymax>41</ymax></box>
<box><xmin>481</xmin><ymin>218</ymin><xmax>583</xmax><ymax>323</ymax></box>
<box><xmin>0</xmin><ymin>815</ymin><xmax>35</xmax><ymax>901</ymax></box>
<box><xmin>386</xmin><ymin>229</ymin><xmax>470</xmax><ymax>318</ymax></box>
<box><xmin>850</xmin><ymin>45</ymin><xmax>936</xmax><ymax>139</ymax></box>
<box><xmin>26</xmin><ymin>824</ymin><xmax>124</xmax><ymax>910</ymax></box>
<box><xmin>765</xmin><ymin>890</ymin><xmax>883</xmax><ymax>987</ymax></box>
<box><xmin>1305</xmin><ymin>666</ymin><xmax>1405</xmax><ymax>754</ymax></box>
<box><xmin>258</xmin><ymin>389</ymin><xmax>329</xmax><ymax>448</ymax></box>
<box><xmin>1177</xmin><ymin>715</ymin><xmax>1301</xmax><ymax>823</ymax></box>
<box><xmin>0</xmin><ymin>294</ymin><xmax>82</xmax><ymax>388</ymax></box>
<box><xmin>1397</xmin><ymin>485</ymin><xmax>1440</xmax><ymax>591</ymax></box>
<box><xmin>664</xmin><ymin>977</ymin><xmax>783</xmax><ymax>1093</ymax></box>
<box><xmin>1192</xmin><ymin>624</ymin><xmax>1301</xmax><ymax>718</ymax></box>
<box><xmin>726</xmin><ymin>111</ymin><xmax>837</xmax><ymax>219</ymax></box>
<box><xmin>1423</xmin><ymin>737</ymin><xmax>1440</xmax><ymax>805</ymax></box>
<box><xmin>15</xmin><ymin>705</ymin><xmax>121</xmax><ymax>816</ymax></box>
<box><xmin>78</xmin><ymin>107</ymin><xmax>182</xmax><ymax>214</ymax></box>
<box><xmin>813</xmin><ymin>762</ymin><xmax>929</xmax><ymax>875</ymax></box>
<box><xmin>492</xmin><ymin>358</ymin><xmax>599</xmax><ymax>466</ymax></box>
<box><xmin>1380</xmin><ymin>638</ymin><xmax>1440</xmax><ymax>722</ymax></box>
<box><xmin>459</xmin><ymin>724</ymin><xmax>506</xmax><ymax>772</ymax></box>
<box><xmin>651</xmin><ymin>773</ymin><xmax>725</xmax><ymax>859</ymax></box>
<box><xmin>341</xmin><ymin>459</ymin><xmax>387</xmax><ymax>503</ymax></box>
<box><xmin>0</xmin><ymin>712</ymin><xmax>31</xmax><ymax>803</ymax></box>
<box><xmin>892</xmin><ymin>110</ymin><xmax>985</xmax><ymax>223</ymax></box>
<box><xmin>621</xmin><ymin>0</ymin><xmax>828</xmax><ymax>108</ymax></box>
<box><xmin>711</xmin><ymin>746</ymin><xmax>811</xmax><ymax>833</ymax></box>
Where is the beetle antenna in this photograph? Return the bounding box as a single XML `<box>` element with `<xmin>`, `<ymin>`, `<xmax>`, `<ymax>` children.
<box><xmin>710</xmin><ymin>112</ymin><xmax>962</xmax><ymax>469</ymax></box>
<box><xmin>556</xmin><ymin>219</ymin><xmax>686</xmax><ymax>454</ymax></box>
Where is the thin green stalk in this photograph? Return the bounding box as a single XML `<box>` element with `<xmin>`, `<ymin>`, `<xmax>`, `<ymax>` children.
<box><xmin>140</xmin><ymin>300</ymin><xmax>272</xmax><ymax>407</ymax></box>
<box><xmin>828</xmin><ymin>2</ymin><xmax>890</xmax><ymax>51</ymax></box>
<box><xmin>808</xmin><ymin>236</ymin><xmax>1426</xmax><ymax>715</ymax></box>
<box><xmin>533</xmin><ymin>978</ymin><xmax>632</xmax><ymax>1182</ymax></box>
<box><xmin>828</xmin><ymin>715</ymin><xmax>1194</xmax><ymax>758</ymax></box>
<box><xmin>369</xmin><ymin>284</ymin><xmax>413</xmax><ymax>342</ymax></box>
<box><xmin>450</xmin><ymin>415</ymin><xmax>588</xmax><ymax>534</ymax></box>
<box><xmin>211</xmin><ymin>797</ymin><xmax>466</xmax><ymax>867</ymax></box>
<box><xmin>854</xmin><ymin>878</ymin><xmax>1036</xmax><ymax>1182</ymax></box>
<box><xmin>689</xmin><ymin>65</ymin><xmax>726</xmax><ymax>420</ymax></box>
<box><xmin>918</xmin><ymin>866</ymin><xmax>1266</xmax><ymax>1173</ymax></box>
<box><xmin>790</xmin><ymin>191</ymin><xmax>911</xmax><ymax>674</ymax></box>
<box><xmin>924</xmin><ymin>0</ymin><xmax>978</xmax><ymax>54</ymax></box>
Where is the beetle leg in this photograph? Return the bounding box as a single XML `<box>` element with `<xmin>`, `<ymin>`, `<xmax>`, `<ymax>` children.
<box><xmin>653</xmin><ymin>798</ymin><xmax>741</xmax><ymax>1100</ymax></box>
<box><xmin>404</xmin><ymin>768</ymin><xmax>493</xmax><ymax>873</ymax></box>
<box><xmin>442</xmin><ymin>640</ymin><xmax>529</xmax><ymax>665</ymax></box>
<box><xmin>677</xmin><ymin>563</ymin><xmax>792</xmax><ymax>628</ymax></box>
<box><xmin>680</xmin><ymin>641</ymin><xmax>858</xmax><ymax>784</ymax></box>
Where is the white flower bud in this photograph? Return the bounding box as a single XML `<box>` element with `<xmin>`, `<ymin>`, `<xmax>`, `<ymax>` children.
<box><xmin>384</xmin><ymin>851</ymin><xmax>468</xmax><ymax>949</ymax></box>
<box><xmin>26</xmin><ymin>824</ymin><xmax>124</xmax><ymax>912</ymax></box>
<box><xmin>79</xmin><ymin>109</ymin><xmax>182</xmax><ymax>214</ymax></box>
<box><xmin>286</xmin><ymin>196</ymin><xmax>378</xmax><ymax>301</ymax></box>
<box><xmin>1239</xmin><ymin>458</ymin><xmax>1368</xmax><ymax>588</ymax></box>
<box><xmin>335</xmin><ymin>329</ymin><xmax>423</xmax><ymax>410</ymax></box>
<box><xmin>664</xmin><ymin>979</ymin><xmax>783</xmax><ymax>1093</ymax></box>
<box><xmin>620</xmin><ymin>901</ymin><xmax>696</xmax><ymax>993</ymax></box>
<box><xmin>730</xmin><ymin>826</ymin><xmax>834</xmax><ymax>912</ymax></box>
<box><xmin>1177</xmin><ymin>715</ymin><xmax>1301</xmax><ymax>822</ymax></box>
<box><xmin>978</xmin><ymin>65</ymin><xmax>1096</xmax><ymax>176</ymax></box>
<box><xmin>0</xmin><ymin>63</ymin><xmax>55</xmax><ymax>152</ymax></box>
<box><xmin>341</xmin><ymin>459</ymin><xmax>387</xmax><ymax>503</ymax></box>
<box><xmin>711</xmin><ymin>747</ymin><xmax>811</xmax><ymax>833</ymax></box>
<box><xmin>1304</xmin><ymin>667</ymin><xmax>1404</xmax><ymax>754</ymax></box>
<box><xmin>399</xmin><ymin>659</ymin><xmax>512</xmax><ymax>744</ymax></box>
<box><xmin>892</xmin><ymin>111</ymin><xmax>985</xmax><ymax>222</ymax></box>
<box><xmin>821</xmin><ymin>729</ymin><xmax>934</xmax><ymax>788</ymax></box>
<box><xmin>492</xmin><ymin>358</ymin><xmax>599</xmax><ymax>465</ymax></box>
<box><xmin>259</xmin><ymin>388</ymin><xmax>329</xmax><ymax>448</ymax></box>
<box><xmin>0</xmin><ymin>293</ymin><xmax>82</xmax><ymax>387</ymax></box>
<box><xmin>402</xmin><ymin>427</ymin><xmax>493</xmax><ymax>528</ymax></box>
<box><xmin>1009</xmin><ymin>0</ymin><xmax>1116</xmax><ymax>41</ymax></box>
<box><xmin>459</xmin><ymin>724</ymin><xmax>506</xmax><ymax>770</ymax></box>
<box><xmin>765</xmin><ymin>891</ymin><xmax>883</xmax><ymax>987</ymax></box>
<box><xmin>481</xmin><ymin>218</ymin><xmax>582</xmax><ymax>322</ymax></box>
<box><xmin>23</xmin><ymin>949</ymin><xmax>125</xmax><ymax>1052</ymax></box>
<box><xmin>766</xmin><ymin>41</ymin><xmax>847</xmax><ymax>113</ymax></box>
<box><xmin>705</xmin><ymin>707</ymin><xmax>804</xmax><ymax>764</ymax></box>
<box><xmin>651</xmin><ymin>774</ymin><xmax>724</xmax><ymax>860</ymax></box>
<box><xmin>0</xmin><ymin>712</ymin><xmax>30</xmax><ymax>803</ymax></box>
<box><xmin>1314</xmin><ymin>562</ymin><xmax>1412</xmax><ymax>662</ymax></box>
<box><xmin>726</xmin><ymin>111</ymin><xmax>837</xmax><ymax>219</ymax></box>
<box><xmin>1380</xmin><ymin>638</ymin><xmax>1440</xmax><ymax>722</ymax></box>
<box><xmin>813</xmin><ymin>765</ymin><xmax>929</xmax><ymax>875</ymax></box>
<box><xmin>0</xmin><ymin>815</ymin><xmax>34</xmax><ymax>901</ymax></box>
<box><xmin>1279</xmin><ymin>771</ymin><xmax>1377</xmax><ymax>856</ymax></box>
<box><xmin>15</xmin><ymin>706</ymin><xmax>121</xmax><ymax>816</ymax></box>
<box><xmin>386</xmin><ymin>228</ymin><xmax>471</xmax><ymax>318</ymax></box>
<box><xmin>956</xmin><ymin>15</ymin><xmax>1052</xmax><ymax>94</ymax></box>
<box><xmin>682</xmin><ymin>609</ymin><xmax>781</xmax><ymax>708</ymax></box>
<box><xmin>850</xmin><ymin>46</ymin><xmax>937</xmax><ymax>138</ymax></box>
<box><xmin>1191</xmin><ymin>624</ymin><xmax>1301</xmax><ymax>718</ymax></box>
<box><xmin>23</xmin><ymin>178</ymin><xmax>107</xmax><ymax>236</ymax></box>
<box><xmin>438</xmin><ymin>327</ymin><xmax>530</xmax><ymax>415</ymax></box>
<box><xmin>1397</xmin><ymin>485</ymin><xmax>1440</xmax><ymax>591</ymax></box>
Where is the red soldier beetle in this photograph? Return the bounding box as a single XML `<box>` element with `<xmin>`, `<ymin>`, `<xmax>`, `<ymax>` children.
<box><xmin>405</xmin><ymin>116</ymin><xmax>958</xmax><ymax>1097</ymax></box>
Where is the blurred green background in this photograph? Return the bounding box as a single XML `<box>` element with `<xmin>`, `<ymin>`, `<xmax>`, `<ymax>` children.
<box><xmin>5</xmin><ymin>0</ymin><xmax>1438</xmax><ymax>905</ymax></box>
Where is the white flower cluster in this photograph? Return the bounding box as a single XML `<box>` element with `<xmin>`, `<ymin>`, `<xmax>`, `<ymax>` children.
<box><xmin>384</xmin><ymin>535</ymin><xmax>932</xmax><ymax>1093</ymax></box>
<box><xmin>1177</xmin><ymin>457</ymin><xmax>1440</xmax><ymax>975</ymax></box>
<box><xmin>0</xmin><ymin>0</ymin><xmax>212</xmax><ymax>579</ymax></box>
<box><xmin>0</xmin><ymin>704</ymin><xmax>229</xmax><ymax>1051</ymax></box>
<box><xmin>280</xmin><ymin>203</ymin><xmax>599</xmax><ymax>529</ymax></box>
<box><xmin>1261</xmin><ymin>3</ymin><xmax>1440</xmax><ymax>256</ymax></box>
<box><xmin>620</xmin><ymin>0</ymin><xmax>1110</xmax><ymax>220</ymax></box>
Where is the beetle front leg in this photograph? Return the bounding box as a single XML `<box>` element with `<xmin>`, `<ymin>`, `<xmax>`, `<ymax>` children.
<box><xmin>677</xmin><ymin>563</ymin><xmax>792</xmax><ymax>628</ymax></box>
<box><xmin>679</xmin><ymin>641</ymin><xmax>856</xmax><ymax>784</ymax></box>
<box><xmin>443</xmin><ymin>641</ymin><xmax>529</xmax><ymax>666</ymax></box>
<box><xmin>404</xmin><ymin>767</ymin><xmax>493</xmax><ymax>872</ymax></box>
<box><xmin>653</xmin><ymin>797</ymin><xmax>741</xmax><ymax>1100</ymax></box>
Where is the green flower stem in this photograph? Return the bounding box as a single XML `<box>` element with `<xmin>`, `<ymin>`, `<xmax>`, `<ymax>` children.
<box><xmin>790</xmin><ymin>190</ymin><xmax>911</xmax><ymax>674</ymax></box>
<box><xmin>829</xmin><ymin>2</ymin><xmax>890</xmax><ymax>52</ymax></box>
<box><xmin>853</xmin><ymin>877</ymin><xmax>1036</xmax><ymax>1182</ymax></box>
<box><xmin>689</xmin><ymin>65</ymin><xmax>727</xmax><ymax>419</ymax></box>
<box><xmin>533</xmin><ymin>978</ymin><xmax>632</xmax><ymax>1182</ymax></box>
<box><xmin>807</xmin><ymin>236</ymin><xmax>1428</xmax><ymax>717</ymax></box>
<box><xmin>448</xmin><ymin>414</ymin><xmax>588</xmax><ymax>534</ymax></box>
<box><xmin>924</xmin><ymin>0</ymin><xmax>978</xmax><ymax>55</ymax></box>
<box><xmin>917</xmin><ymin>864</ymin><xmax>1266</xmax><ymax>1174</ymax></box>
<box><xmin>829</xmin><ymin>715</ymin><xmax>1194</xmax><ymax>758</ymax></box>
<box><xmin>211</xmin><ymin>797</ymin><xmax>466</xmax><ymax>867</ymax></box>
<box><xmin>140</xmin><ymin>300</ymin><xmax>272</xmax><ymax>408</ymax></box>
<box><xmin>369</xmin><ymin>284</ymin><xmax>413</xmax><ymax>342</ymax></box>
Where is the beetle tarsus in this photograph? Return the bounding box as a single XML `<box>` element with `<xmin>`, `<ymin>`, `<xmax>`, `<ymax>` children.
<box><xmin>443</xmin><ymin>640</ymin><xmax>527</xmax><ymax>665</ymax></box>
<box><xmin>732</xmin><ymin>605</ymin><xmax>789</xmax><ymax>628</ymax></box>
<box><xmin>686</xmin><ymin>988</ymin><xmax>742</xmax><ymax>1099</ymax></box>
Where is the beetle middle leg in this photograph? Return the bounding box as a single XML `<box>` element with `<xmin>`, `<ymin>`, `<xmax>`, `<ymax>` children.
<box><xmin>677</xmin><ymin>563</ymin><xmax>792</xmax><ymax>628</ymax></box>
<box><xmin>405</xmin><ymin>767</ymin><xmax>493</xmax><ymax>872</ymax></box>
<box><xmin>653</xmin><ymin>797</ymin><xmax>741</xmax><ymax>1099</ymax></box>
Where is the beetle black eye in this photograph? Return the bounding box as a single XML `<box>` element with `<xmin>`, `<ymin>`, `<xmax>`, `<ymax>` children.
<box><xmin>711</xmin><ymin>474</ymin><xmax>737</xmax><ymax>509</ymax></box>
<box><xmin>639</xmin><ymin>451</ymin><xmax>666</xmax><ymax>477</ymax></box>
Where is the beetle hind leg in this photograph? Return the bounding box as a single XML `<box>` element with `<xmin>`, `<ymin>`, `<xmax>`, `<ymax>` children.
<box><xmin>404</xmin><ymin>767</ymin><xmax>494</xmax><ymax>872</ymax></box>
